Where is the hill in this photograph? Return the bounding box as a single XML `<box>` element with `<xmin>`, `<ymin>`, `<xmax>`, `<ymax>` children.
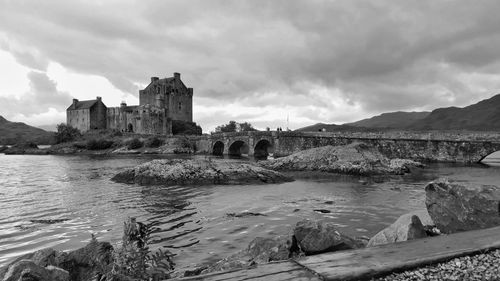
<box><xmin>295</xmin><ymin>123</ymin><xmax>378</xmax><ymax>132</ymax></box>
<box><xmin>0</xmin><ymin>116</ymin><xmax>55</xmax><ymax>145</ymax></box>
<box><xmin>345</xmin><ymin>111</ymin><xmax>430</xmax><ymax>129</ymax></box>
<box><xmin>409</xmin><ymin>94</ymin><xmax>500</xmax><ymax>131</ymax></box>
<box><xmin>37</xmin><ymin>124</ymin><xmax>58</xmax><ymax>132</ymax></box>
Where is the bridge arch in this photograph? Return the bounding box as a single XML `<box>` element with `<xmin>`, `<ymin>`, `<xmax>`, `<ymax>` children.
<box><xmin>212</xmin><ymin>141</ymin><xmax>224</xmax><ymax>156</ymax></box>
<box><xmin>228</xmin><ymin>140</ymin><xmax>249</xmax><ymax>156</ymax></box>
<box><xmin>254</xmin><ymin>139</ymin><xmax>274</xmax><ymax>159</ymax></box>
<box><xmin>479</xmin><ymin>150</ymin><xmax>500</xmax><ymax>164</ymax></box>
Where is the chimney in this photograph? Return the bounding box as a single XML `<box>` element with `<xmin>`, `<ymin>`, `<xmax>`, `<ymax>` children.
<box><xmin>151</xmin><ymin>77</ymin><xmax>159</xmax><ymax>83</ymax></box>
<box><xmin>72</xmin><ymin>98</ymin><xmax>79</xmax><ymax>108</ymax></box>
<box><xmin>174</xmin><ymin>72</ymin><xmax>180</xmax><ymax>80</ymax></box>
<box><xmin>96</xmin><ymin>96</ymin><xmax>102</xmax><ymax>101</ymax></box>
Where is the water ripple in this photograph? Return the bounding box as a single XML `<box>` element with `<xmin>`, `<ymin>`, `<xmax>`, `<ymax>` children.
<box><xmin>0</xmin><ymin>154</ymin><xmax>499</xmax><ymax>271</ymax></box>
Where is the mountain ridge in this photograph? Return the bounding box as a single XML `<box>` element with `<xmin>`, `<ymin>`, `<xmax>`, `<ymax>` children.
<box><xmin>345</xmin><ymin>111</ymin><xmax>430</xmax><ymax>129</ymax></box>
<box><xmin>0</xmin><ymin>116</ymin><xmax>55</xmax><ymax>145</ymax></box>
<box><xmin>296</xmin><ymin>94</ymin><xmax>500</xmax><ymax>131</ymax></box>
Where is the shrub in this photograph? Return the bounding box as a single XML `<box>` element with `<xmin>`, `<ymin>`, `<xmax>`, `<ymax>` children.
<box><xmin>172</xmin><ymin>120</ymin><xmax>202</xmax><ymax>135</ymax></box>
<box><xmin>73</xmin><ymin>142</ymin><xmax>87</xmax><ymax>149</ymax></box>
<box><xmin>110</xmin><ymin>129</ymin><xmax>123</xmax><ymax>137</ymax></box>
<box><xmin>109</xmin><ymin>218</ymin><xmax>175</xmax><ymax>280</ymax></box>
<box><xmin>215</xmin><ymin>121</ymin><xmax>257</xmax><ymax>133</ymax></box>
<box><xmin>15</xmin><ymin>141</ymin><xmax>38</xmax><ymax>149</ymax></box>
<box><xmin>86</xmin><ymin>139</ymin><xmax>114</xmax><ymax>150</ymax></box>
<box><xmin>126</xmin><ymin>138</ymin><xmax>143</xmax><ymax>150</ymax></box>
<box><xmin>145</xmin><ymin>136</ymin><xmax>164</xmax><ymax>148</ymax></box>
<box><xmin>55</xmin><ymin>123</ymin><xmax>81</xmax><ymax>144</ymax></box>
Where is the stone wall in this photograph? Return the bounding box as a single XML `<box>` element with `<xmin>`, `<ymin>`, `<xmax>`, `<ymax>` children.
<box><xmin>89</xmin><ymin>100</ymin><xmax>107</xmax><ymax>130</ymax></box>
<box><xmin>193</xmin><ymin>136</ymin><xmax>212</xmax><ymax>154</ymax></box>
<box><xmin>207</xmin><ymin>131</ymin><xmax>500</xmax><ymax>163</ymax></box>
<box><xmin>139</xmin><ymin>74</ymin><xmax>193</xmax><ymax>123</ymax></box>
<box><xmin>67</xmin><ymin>109</ymin><xmax>90</xmax><ymax>132</ymax></box>
<box><xmin>273</xmin><ymin>133</ymin><xmax>500</xmax><ymax>162</ymax></box>
<box><xmin>107</xmin><ymin>106</ymin><xmax>170</xmax><ymax>135</ymax></box>
<box><xmin>169</xmin><ymin>89</ymin><xmax>193</xmax><ymax>122</ymax></box>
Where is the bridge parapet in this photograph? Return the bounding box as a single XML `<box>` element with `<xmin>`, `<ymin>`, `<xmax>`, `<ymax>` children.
<box><xmin>202</xmin><ymin>131</ymin><xmax>500</xmax><ymax>162</ymax></box>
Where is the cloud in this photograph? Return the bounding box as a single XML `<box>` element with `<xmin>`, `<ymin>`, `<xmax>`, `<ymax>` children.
<box><xmin>0</xmin><ymin>71</ymin><xmax>71</xmax><ymax>119</ymax></box>
<box><xmin>2</xmin><ymin>0</ymin><xmax>500</xmax><ymax>130</ymax></box>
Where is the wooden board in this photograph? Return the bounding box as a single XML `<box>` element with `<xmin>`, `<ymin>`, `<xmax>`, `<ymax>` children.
<box><xmin>176</xmin><ymin>260</ymin><xmax>322</xmax><ymax>281</ymax></box>
<box><xmin>297</xmin><ymin>225</ymin><xmax>500</xmax><ymax>280</ymax></box>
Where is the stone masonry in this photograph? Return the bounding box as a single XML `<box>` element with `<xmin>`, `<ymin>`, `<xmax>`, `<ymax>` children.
<box><xmin>67</xmin><ymin>72</ymin><xmax>193</xmax><ymax>134</ymax></box>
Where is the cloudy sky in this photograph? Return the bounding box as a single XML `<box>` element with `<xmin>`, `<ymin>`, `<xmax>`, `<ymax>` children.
<box><xmin>1</xmin><ymin>0</ymin><xmax>500</xmax><ymax>132</ymax></box>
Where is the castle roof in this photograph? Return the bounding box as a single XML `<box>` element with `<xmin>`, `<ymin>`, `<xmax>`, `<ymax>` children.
<box><xmin>67</xmin><ymin>99</ymin><xmax>103</xmax><ymax>111</ymax></box>
<box><xmin>143</xmin><ymin>73</ymin><xmax>189</xmax><ymax>92</ymax></box>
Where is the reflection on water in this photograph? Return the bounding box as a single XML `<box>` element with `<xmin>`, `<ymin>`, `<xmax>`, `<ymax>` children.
<box><xmin>482</xmin><ymin>151</ymin><xmax>500</xmax><ymax>166</ymax></box>
<box><xmin>0</xmin><ymin>154</ymin><xmax>499</xmax><ymax>270</ymax></box>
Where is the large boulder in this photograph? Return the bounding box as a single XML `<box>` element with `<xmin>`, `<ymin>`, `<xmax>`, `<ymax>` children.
<box><xmin>0</xmin><ymin>239</ymin><xmax>114</xmax><ymax>281</ymax></box>
<box><xmin>293</xmin><ymin>219</ymin><xmax>362</xmax><ymax>255</ymax></box>
<box><xmin>2</xmin><ymin>260</ymin><xmax>69</xmax><ymax>281</ymax></box>
<box><xmin>58</xmin><ymin>239</ymin><xmax>114</xmax><ymax>281</ymax></box>
<box><xmin>112</xmin><ymin>159</ymin><xmax>293</xmax><ymax>186</ymax></box>
<box><xmin>261</xmin><ymin>143</ymin><xmax>423</xmax><ymax>175</ymax></box>
<box><xmin>425</xmin><ymin>179</ymin><xmax>500</xmax><ymax>234</ymax></box>
<box><xmin>367</xmin><ymin>211</ymin><xmax>429</xmax><ymax>247</ymax></box>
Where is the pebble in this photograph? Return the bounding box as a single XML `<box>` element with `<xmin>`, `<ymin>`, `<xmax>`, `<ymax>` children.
<box><xmin>371</xmin><ymin>249</ymin><xmax>500</xmax><ymax>281</ymax></box>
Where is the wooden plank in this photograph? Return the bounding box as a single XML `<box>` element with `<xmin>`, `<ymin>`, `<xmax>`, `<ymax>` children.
<box><xmin>176</xmin><ymin>260</ymin><xmax>322</xmax><ymax>281</ymax></box>
<box><xmin>297</xmin><ymin>225</ymin><xmax>500</xmax><ymax>281</ymax></box>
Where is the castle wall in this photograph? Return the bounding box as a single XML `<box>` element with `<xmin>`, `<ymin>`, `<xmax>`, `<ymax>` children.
<box><xmin>139</xmin><ymin>89</ymin><xmax>156</xmax><ymax>108</ymax></box>
<box><xmin>89</xmin><ymin>101</ymin><xmax>107</xmax><ymax>130</ymax></box>
<box><xmin>106</xmin><ymin>107</ymin><xmax>123</xmax><ymax>131</ymax></box>
<box><xmin>67</xmin><ymin>109</ymin><xmax>90</xmax><ymax>132</ymax></box>
<box><xmin>169</xmin><ymin>91</ymin><xmax>193</xmax><ymax>122</ymax></box>
<box><xmin>107</xmin><ymin>106</ymin><xmax>171</xmax><ymax>135</ymax></box>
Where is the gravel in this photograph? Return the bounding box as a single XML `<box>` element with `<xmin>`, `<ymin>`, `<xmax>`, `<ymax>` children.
<box><xmin>371</xmin><ymin>249</ymin><xmax>500</xmax><ymax>281</ymax></box>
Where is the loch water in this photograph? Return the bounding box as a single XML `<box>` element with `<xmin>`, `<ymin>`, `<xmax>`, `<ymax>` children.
<box><xmin>0</xmin><ymin>153</ymin><xmax>499</xmax><ymax>270</ymax></box>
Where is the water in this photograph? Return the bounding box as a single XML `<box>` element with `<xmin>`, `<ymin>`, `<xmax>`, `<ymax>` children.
<box><xmin>0</xmin><ymin>154</ymin><xmax>499</xmax><ymax>271</ymax></box>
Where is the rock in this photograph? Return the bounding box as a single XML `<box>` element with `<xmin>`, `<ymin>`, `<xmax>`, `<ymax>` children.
<box><xmin>293</xmin><ymin>219</ymin><xmax>361</xmax><ymax>255</ymax></box>
<box><xmin>0</xmin><ymin>249</ymin><xmax>64</xmax><ymax>278</ymax></box>
<box><xmin>261</xmin><ymin>143</ymin><xmax>423</xmax><ymax>175</ymax></box>
<box><xmin>425</xmin><ymin>179</ymin><xmax>500</xmax><ymax>234</ymax></box>
<box><xmin>246</xmin><ymin>236</ymin><xmax>292</xmax><ymax>264</ymax></box>
<box><xmin>2</xmin><ymin>260</ymin><xmax>69</xmax><ymax>281</ymax></box>
<box><xmin>367</xmin><ymin>213</ymin><xmax>428</xmax><ymax>247</ymax></box>
<box><xmin>389</xmin><ymin>159</ymin><xmax>425</xmax><ymax>174</ymax></box>
<box><xmin>194</xmin><ymin>235</ymin><xmax>295</xmax><ymax>276</ymax></box>
<box><xmin>45</xmin><ymin>266</ymin><xmax>70</xmax><ymax>281</ymax></box>
<box><xmin>0</xmin><ymin>239</ymin><xmax>113</xmax><ymax>281</ymax></box>
<box><xmin>410</xmin><ymin>209</ymin><xmax>434</xmax><ymax>226</ymax></box>
<box><xmin>112</xmin><ymin>159</ymin><xmax>294</xmax><ymax>186</ymax></box>
<box><xmin>58</xmin><ymin>239</ymin><xmax>114</xmax><ymax>281</ymax></box>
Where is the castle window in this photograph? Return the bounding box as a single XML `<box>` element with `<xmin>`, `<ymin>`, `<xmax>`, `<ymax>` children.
<box><xmin>178</xmin><ymin>102</ymin><xmax>182</xmax><ymax>110</ymax></box>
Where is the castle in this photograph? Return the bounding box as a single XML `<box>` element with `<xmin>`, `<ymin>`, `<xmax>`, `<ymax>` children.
<box><xmin>66</xmin><ymin>72</ymin><xmax>193</xmax><ymax>135</ymax></box>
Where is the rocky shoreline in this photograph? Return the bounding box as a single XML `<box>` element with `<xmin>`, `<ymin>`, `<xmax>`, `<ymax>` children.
<box><xmin>177</xmin><ymin>178</ymin><xmax>500</xmax><ymax>279</ymax></box>
<box><xmin>2</xmin><ymin>178</ymin><xmax>500</xmax><ymax>280</ymax></box>
<box><xmin>260</xmin><ymin>143</ymin><xmax>424</xmax><ymax>175</ymax></box>
<box><xmin>1</xmin><ymin>135</ymin><xmax>198</xmax><ymax>156</ymax></box>
<box><xmin>112</xmin><ymin>158</ymin><xmax>294</xmax><ymax>186</ymax></box>
<box><xmin>372</xmin><ymin>249</ymin><xmax>500</xmax><ymax>281</ymax></box>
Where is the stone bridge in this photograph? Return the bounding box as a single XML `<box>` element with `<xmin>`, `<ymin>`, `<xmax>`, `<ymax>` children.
<box><xmin>203</xmin><ymin>131</ymin><xmax>500</xmax><ymax>163</ymax></box>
